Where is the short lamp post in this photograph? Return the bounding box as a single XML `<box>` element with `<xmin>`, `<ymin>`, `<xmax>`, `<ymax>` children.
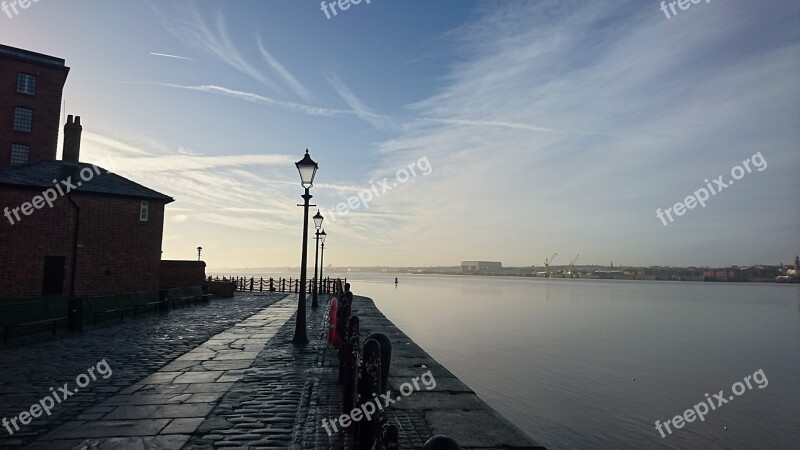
<box><xmin>197</xmin><ymin>246</ymin><xmax>202</xmax><ymax>261</ymax></box>
<box><xmin>293</xmin><ymin>149</ymin><xmax>318</xmax><ymax>345</ymax></box>
<box><xmin>312</xmin><ymin>210</ymin><xmax>324</xmax><ymax>308</ymax></box>
<box><xmin>318</xmin><ymin>230</ymin><xmax>327</xmax><ymax>294</ymax></box>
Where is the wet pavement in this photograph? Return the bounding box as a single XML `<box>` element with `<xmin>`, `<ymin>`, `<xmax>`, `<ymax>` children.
<box><xmin>1</xmin><ymin>292</ymin><xmax>543</xmax><ymax>449</ymax></box>
<box><xmin>0</xmin><ymin>292</ymin><xmax>285</xmax><ymax>448</ymax></box>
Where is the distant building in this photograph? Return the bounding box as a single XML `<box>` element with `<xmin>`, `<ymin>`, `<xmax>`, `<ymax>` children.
<box><xmin>461</xmin><ymin>261</ymin><xmax>502</xmax><ymax>273</ymax></box>
<box><xmin>0</xmin><ymin>45</ymin><xmax>173</xmax><ymax>299</ymax></box>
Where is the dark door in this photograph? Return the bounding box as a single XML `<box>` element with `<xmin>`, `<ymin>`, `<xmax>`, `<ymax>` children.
<box><xmin>42</xmin><ymin>256</ymin><xmax>66</xmax><ymax>295</ymax></box>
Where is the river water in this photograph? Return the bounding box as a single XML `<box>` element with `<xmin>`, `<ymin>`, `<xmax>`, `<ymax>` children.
<box><xmin>329</xmin><ymin>273</ymin><xmax>799</xmax><ymax>449</ymax></box>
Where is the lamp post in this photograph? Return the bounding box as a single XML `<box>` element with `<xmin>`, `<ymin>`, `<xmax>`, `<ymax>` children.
<box><xmin>319</xmin><ymin>230</ymin><xmax>327</xmax><ymax>294</ymax></box>
<box><xmin>312</xmin><ymin>210</ymin><xmax>324</xmax><ymax>308</ymax></box>
<box><xmin>197</xmin><ymin>246</ymin><xmax>202</xmax><ymax>261</ymax></box>
<box><xmin>293</xmin><ymin>149</ymin><xmax>318</xmax><ymax>345</ymax></box>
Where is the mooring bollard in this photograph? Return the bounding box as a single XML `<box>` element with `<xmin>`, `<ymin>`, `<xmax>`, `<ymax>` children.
<box><xmin>381</xmin><ymin>423</ymin><xmax>399</xmax><ymax>450</ymax></box>
<box><xmin>423</xmin><ymin>436</ymin><xmax>462</xmax><ymax>450</ymax></box>
<box><xmin>365</xmin><ymin>332</ymin><xmax>392</xmax><ymax>394</ymax></box>
<box><xmin>356</xmin><ymin>338</ymin><xmax>383</xmax><ymax>448</ymax></box>
<box><xmin>343</xmin><ymin>332</ymin><xmax>361</xmax><ymax>417</ymax></box>
<box><xmin>338</xmin><ymin>314</ymin><xmax>358</xmax><ymax>384</ymax></box>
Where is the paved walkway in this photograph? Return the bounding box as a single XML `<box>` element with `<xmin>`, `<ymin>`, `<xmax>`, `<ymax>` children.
<box><xmin>2</xmin><ymin>292</ymin><xmax>542</xmax><ymax>449</ymax></box>
<box><xmin>29</xmin><ymin>297</ymin><xmax>298</xmax><ymax>449</ymax></box>
<box><xmin>0</xmin><ymin>292</ymin><xmax>285</xmax><ymax>448</ymax></box>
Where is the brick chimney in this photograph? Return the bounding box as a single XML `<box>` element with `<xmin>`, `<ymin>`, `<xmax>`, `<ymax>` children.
<box><xmin>62</xmin><ymin>115</ymin><xmax>82</xmax><ymax>162</ymax></box>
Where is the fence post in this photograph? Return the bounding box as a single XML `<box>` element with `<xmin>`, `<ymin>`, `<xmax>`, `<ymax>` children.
<box><xmin>249</xmin><ymin>277</ymin><xmax>254</xmax><ymax>292</ymax></box>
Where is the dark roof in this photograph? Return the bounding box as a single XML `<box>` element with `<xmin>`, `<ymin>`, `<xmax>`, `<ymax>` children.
<box><xmin>0</xmin><ymin>161</ymin><xmax>174</xmax><ymax>203</ymax></box>
<box><xmin>0</xmin><ymin>44</ymin><xmax>66</xmax><ymax>68</ymax></box>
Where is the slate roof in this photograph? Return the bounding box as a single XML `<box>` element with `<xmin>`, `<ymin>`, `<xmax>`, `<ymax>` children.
<box><xmin>0</xmin><ymin>161</ymin><xmax>174</xmax><ymax>203</ymax></box>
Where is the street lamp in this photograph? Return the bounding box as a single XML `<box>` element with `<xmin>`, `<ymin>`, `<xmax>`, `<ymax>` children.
<box><xmin>312</xmin><ymin>210</ymin><xmax>324</xmax><ymax>308</ymax></box>
<box><xmin>197</xmin><ymin>246</ymin><xmax>202</xmax><ymax>261</ymax></box>
<box><xmin>319</xmin><ymin>230</ymin><xmax>327</xmax><ymax>294</ymax></box>
<box><xmin>293</xmin><ymin>149</ymin><xmax>318</xmax><ymax>345</ymax></box>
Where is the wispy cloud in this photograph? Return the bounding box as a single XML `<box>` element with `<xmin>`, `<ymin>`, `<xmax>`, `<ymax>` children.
<box><xmin>157</xmin><ymin>4</ymin><xmax>310</xmax><ymax>102</ymax></box>
<box><xmin>79</xmin><ymin>129</ymin><xmax>300</xmax><ymax>232</ymax></box>
<box><xmin>150</xmin><ymin>52</ymin><xmax>194</xmax><ymax>61</ymax></box>
<box><xmin>348</xmin><ymin>0</ymin><xmax>800</xmax><ymax>266</ymax></box>
<box><xmin>256</xmin><ymin>34</ymin><xmax>312</xmax><ymax>102</ymax></box>
<box><xmin>325</xmin><ymin>73</ymin><xmax>397</xmax><ymax>131</ymax></box>
<box><xmin>157</xmin><ymin>83</ymin><xmax>348</xmax><ymax>117</ymax></box>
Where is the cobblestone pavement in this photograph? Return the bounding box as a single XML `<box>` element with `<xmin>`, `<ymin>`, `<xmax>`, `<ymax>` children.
<box><xmin>186</xmin><ymin>295</ymin><xmax>433</xmax><ymax>450</ymax></box>
<box><xmin>0</xmin><ymin>292</ymin><xmax>286</xmax><ymax>448</ymax></box>
<box><xmin>185</xmin><ymin>295</ymin><xmax>347</xmax><ymax>449</ymax></box>
<box><xmin>2</xmin><ymin>292</ymin><xmax>537</xmax><ymax>449</ymax></box>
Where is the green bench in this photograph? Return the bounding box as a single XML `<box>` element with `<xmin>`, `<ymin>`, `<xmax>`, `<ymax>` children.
<box><xmin>190</xmin><ymin>286</ymin><xmax>212</xmax><ymax>303</ymax></box>
<box><xmin>168</xmin><ymin>288</ymin><xmax>194</xmax><ymax>309</ymax></box>
<box><xmin>86</xmin><ymin>295</ymin><xmax>131</xmax><ymax>325</ymax></box>
<box><xmin>0</xmin><ymin>300</ymin><xmax>61</xmax><ymax>344</ymax></box>
<box><xmin>129</xmin><ymin>292</ymin><xmax>163</xmax><ymax>315</ymax></box>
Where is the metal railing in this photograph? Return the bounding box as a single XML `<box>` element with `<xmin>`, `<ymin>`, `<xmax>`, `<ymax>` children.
<box><xmin>207</xmin><ymin>275</ymin><xmax>346</xmax><ymax>294</ymax></box>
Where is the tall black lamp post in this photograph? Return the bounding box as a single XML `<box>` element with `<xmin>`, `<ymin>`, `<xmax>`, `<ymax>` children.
<box><xmin>312</xmin><ymin>210</ymin><xmax>324</xmax><ymax>308</ymax></box>
<box><xmin>293</xmin><ymin>149</ymin><xmax>318</xmax><ymax>345</ymax></box>
<box><xmin>318</xmin><ymin>230</ymin><xmax>327</xmax><ymax>294</ymax></box>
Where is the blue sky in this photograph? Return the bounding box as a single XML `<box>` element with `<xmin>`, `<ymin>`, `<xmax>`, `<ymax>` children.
<box><xmin>2</xmin><ymin>0</ymin><xmax>798</xmax><ymax>269</ymax></box>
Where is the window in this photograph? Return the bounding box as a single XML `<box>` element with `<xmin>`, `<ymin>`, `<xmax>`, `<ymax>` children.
<box><xmin>17</xmin><ymin>73</ymin><xmax>36</xmax><ymax>95</ymax></box>
<box><xmin>10</xmin><ymin>144</ymin><xmax>29</xmax><ymax>165</ymax></box>
<box><xmin>13</xmin><ymin>108</ymin><xmax>33</xmax><ymax>132</ymax></box>
<box><xmin>139</xmin><ymin>200</ymin><xmax>149</xmax><ymax>222</ymax></box>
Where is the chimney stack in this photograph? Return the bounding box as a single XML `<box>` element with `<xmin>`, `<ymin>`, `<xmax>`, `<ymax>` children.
<box><xmin>63</xmin><ymin>115</ymin><xmax>82</xmax><ymax>162</ymax></box>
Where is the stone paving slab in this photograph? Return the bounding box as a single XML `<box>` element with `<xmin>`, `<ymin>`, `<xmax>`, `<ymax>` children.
<box><xmin>31</xmin><ymin>296</ymin><xmax>298</xmax><ymax>448</ymax></box>
<box><xmin>185</xmin><ymin>295</ymin><xmax>341</xmax><ymax>449</ymax></box>
<box><xmin>0</xmin><ymin>292</ymin><xmax>286</xmax><ymax>448</ymax></box>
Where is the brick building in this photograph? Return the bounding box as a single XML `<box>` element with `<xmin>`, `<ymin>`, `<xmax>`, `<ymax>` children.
<box><xmin>0</xmin><ymin>44</ymin><xmax>69</xmax><ymax>167</ymax></box>
<box><xmin>0</xmin><ymin>45</ymin><xmax>174</xmax><ymax>298</ymax></box>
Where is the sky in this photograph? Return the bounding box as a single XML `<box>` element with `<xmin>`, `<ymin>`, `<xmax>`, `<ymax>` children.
<box><xmin>1</xmin><ymin>0</ymin><xmax>798</xmax><ymax>270</ymax></box>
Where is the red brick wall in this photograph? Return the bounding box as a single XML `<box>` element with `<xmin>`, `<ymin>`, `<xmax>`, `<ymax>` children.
<box><xmin>160</xmin><ymin>261</ymin><xmax>207</xmax><ymax>289</ymax></box>
<box><xmin>0</xmin><ymin>186</ymin><xmax>166</xmax><ymax>298</ymax></box>
<box><xmin>0</xmin><ymin>55</ymin><xmax>69</xmax><ymax>167</ymax></box>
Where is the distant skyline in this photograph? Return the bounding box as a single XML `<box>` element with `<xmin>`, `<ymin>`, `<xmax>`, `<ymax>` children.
<box><xmin>2</xmin><ymin>0</ymin><xmax>798</xmax><ymax>269</ymax></box>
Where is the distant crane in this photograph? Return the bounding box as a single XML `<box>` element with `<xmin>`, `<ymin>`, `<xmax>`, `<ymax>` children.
<box><xmin>544</xmin><ymin>253</ymin><xmax>558</xmax><ymax>278</ymax></box>
<box><xmin>568</xmin><ymin>254</ymin><xmax>580</xmax><ymax>278</ymax></box>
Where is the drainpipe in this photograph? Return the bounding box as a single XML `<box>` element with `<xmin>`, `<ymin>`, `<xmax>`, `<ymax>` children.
<box><xmin>66</xmin><ymin>193</ymin><xmax>81</xmax><ymax>331</ymax></box>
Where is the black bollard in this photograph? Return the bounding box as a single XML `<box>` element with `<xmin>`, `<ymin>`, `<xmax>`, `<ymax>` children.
<box><xmin>343</xmin><ymin>333</ymin><xmax>361</xmax><ymax>416</ymax></box>
<box><xmin>381</xmin><ymin>423</ymin><xmax>399</xmax><ymax>450</ymax></box>
<box><xmin>365</xmin><ymin>332</ymin><xmax>392</xmax><ymax>394</ymax></box>
<box><xmin>357</xmin><ymin>338</ymin><xmax>383</xmax><ymax>448</ymax></box>
<box><xmin>423</xmin><ymin>436</ymin><xmax>462</xmax><ymax>450</ymax></box>
<box><xmin>338</xmin><ymin>314</ymin><xmax>358</xmax><ymax>384</ymax></box>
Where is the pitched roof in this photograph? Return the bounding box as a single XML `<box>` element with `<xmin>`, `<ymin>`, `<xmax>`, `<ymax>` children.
<box><xmin>0</xmin><ymin>161</ymin><xmax>174</xmax><ymax>203</ymax></box>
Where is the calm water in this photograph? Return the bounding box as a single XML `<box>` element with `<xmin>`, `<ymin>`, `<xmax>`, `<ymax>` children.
<box><xmin>329</xmin><ymin>273</ymin><xmax>800</xmax><ymax>449</ymax></box>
